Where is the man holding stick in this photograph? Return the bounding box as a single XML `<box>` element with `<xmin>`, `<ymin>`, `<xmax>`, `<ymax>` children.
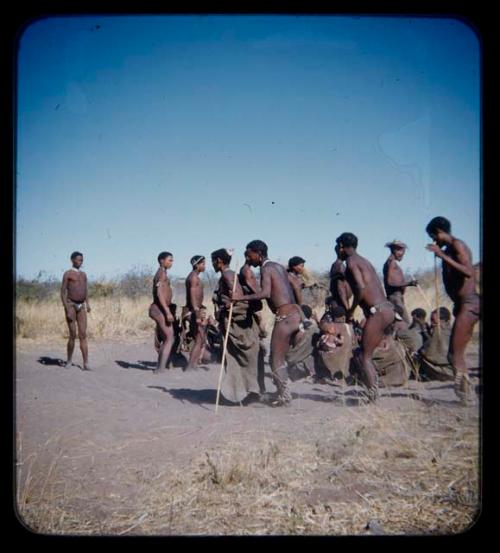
<box><xmin>425</xmin><ymin>216</ymin><xmax>480</xmax><ymax>403</ymax></box>
<box><xmin>337</xmin><ymin>232</ymin><xmax>396</xmax><ymax>402</ymax></box>
<box><xmin>230</xmin><ymin>240</ymin><xmax>302</xmax><ymax>406</ymax></box>
<box><xmin>212</xmin><ymin>249</ymin><xmax>261</xmax><ymax>404</ymax></box>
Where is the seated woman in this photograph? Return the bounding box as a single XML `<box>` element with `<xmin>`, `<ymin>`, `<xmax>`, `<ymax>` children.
<box><xmin>316</xmin><ymin>305</ymin><xmax>354</xmax><ymax>381</ymax></box>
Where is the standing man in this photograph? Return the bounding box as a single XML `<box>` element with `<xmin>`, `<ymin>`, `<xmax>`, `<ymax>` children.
<box><xmin>212</xmin><ymin>248</ymin><xmax>261</xmax><ymax>404</ymax></box>
<box><xmin>329</xmin><ymin>244</ymin><xmax>353</xmax><ymax>312</ymax></box>
<box><xmin>383</xmin><ymin>239</ymin><xmax>417</xmax><ymax>324</ymax></box>
<box><xmin>240</xmin><ymin>253</ymin><xmax>267</xmax><ymax>394</ymax></box>
<box><xmin>425</xmin><ymin>216</ymin><xmax>480</xmax><ymax>403</ymax></box>
<box><xmin>336</xmin><ymin>232</ymin><xmax>396</xmax><ymax>402</ymax></box>
<box><xmin>230</xmin><ymin>240</ymin><xmax>302</xmax><ymax>406</ymax></box>
<box><xmin>287</xmin><ymin>256</ymin><xmax>306</xmax><ymax>305</ymax></box>
<box><xmin>149</xmin><ymin>251</ymin><xmax>175</xmax><ymax>374</ymax></box>
<box><xmin>185</xmin><ymin>255</ymin><xmax>207</xmax><ymax>370</ymax></box>
<box><xmin>60</xmin><ymin>251</ymin><xmax>91</xmax><ymax>370</ymax></box>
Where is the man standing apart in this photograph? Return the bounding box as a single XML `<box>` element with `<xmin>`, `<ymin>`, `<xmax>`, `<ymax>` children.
<box><xmin>383</xmin><ymin>239</ymin><xmax>417</xmax><ymax>324</ymax></box>
<box><xmin>337</xmin><ymin>233</ymin><xmax>396</xmax><ymax>402</ymax></box>
<box><xmin>149</xmin><ymin>251</ymin><xmax>175</xmax><ymax>374</ymax></box>
<box><xmin>230</xmin><ymin>240</ymin><xmax>302</xmax><ymax>406</ymax></box>
<box><xmin>425</xmin><ymin>216</ymin><xmax>480</xmax><ymax>403</ymax></box>
<box><xmin>185</xmin><ymin>255</ymin><xmax>207</xmax><ymax>370</ymax></box>
<box><xmin>60</xmin><ymin>251</ymin><xmax>91</xmax><ymax>370</ymax></box>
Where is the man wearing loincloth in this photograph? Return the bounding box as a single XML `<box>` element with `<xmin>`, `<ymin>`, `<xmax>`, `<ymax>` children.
<box><xmin>148</xmin><ymin>251</ymin><xmax>175</xmax><ymax>374</ymax></box>
<box><xmin>383</xmin><ymin>239</ymin><xmax>417</xmax><ymax>324</ymax></box>
<box><xmin>287</xmin><ymin>256</ymin><xmax>306</xmax><ymax>305</ymax></box>
<box><xmin>185</xmin><ymin>255</ymin><xmax>207</xmax><ymax>370</ymax></box>
<box><xmin>425</xmin><ymin>216</ymin><xmax>480</xmax><ymax>403</ymax></box>
<box><xmin>336</xmin><ymin>232</ymin><xmax>397</xmax><ymax>402</ymax></box>
<box><xmin>230</xmin><ymin>240</ymin><xmax>302</xmax><ymax>406</ymax></box>
<box><xmin>329</xmin><ymin>244</ymin><xmax>353</xmax><ymax>312</ymax></box>
<box><xmin>212</xmin><ymin>248</ymin><xmax>261</xmax><ymax>404</ymax></box>
<box><xmin>60</xmin><ymin>251</ymin><xmax>91</xmax><ymax>370</ymax></box>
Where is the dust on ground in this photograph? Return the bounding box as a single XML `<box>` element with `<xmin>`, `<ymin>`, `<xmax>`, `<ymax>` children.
<box><xmin>15</xmin><ymin>337</ymin><xmax>481</xmax><ymax>536</ymax></box>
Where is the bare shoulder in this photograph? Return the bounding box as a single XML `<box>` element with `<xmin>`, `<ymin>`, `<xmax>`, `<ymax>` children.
<box><xmin>156</xmin><ymin>268</ymin><xmax>167</xmax><ymax>281</ymax></box>
<box><xmin>452</xmin><ymin>238</ymin><xmax>472</xmax><ymax>257</ymax></box>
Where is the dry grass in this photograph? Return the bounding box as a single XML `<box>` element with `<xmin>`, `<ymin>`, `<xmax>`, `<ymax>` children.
<box><xmin>16</xmin><ymin>401</ymin><xmax>480</xmax><ymax>536</ymax></box>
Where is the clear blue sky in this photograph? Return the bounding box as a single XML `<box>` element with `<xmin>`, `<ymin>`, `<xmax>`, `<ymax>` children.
<box><xmin>16</xmin><ymin>15</ymin><xmax>480</xmax><ymax>281</ymax></box>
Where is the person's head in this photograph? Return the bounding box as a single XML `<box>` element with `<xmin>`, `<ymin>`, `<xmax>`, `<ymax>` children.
<box><xmin>385</xmin><ymin>240</ymin><xmax>407</xmax><ymax>261</ymax></box>
<box><xmin>190</xmin><ymin>255</ymin><xmax>206</xmax><ymax>273</ymax></box>
<box><xmin>288</xmin><ymin>256</ymin><xmax>306</xmax><ymax>274</ymax></box>
<box><xmin>70</xmin><ymin>251</ymin><xmax>84</xmax><ymax>268</ymax></box>
<box><xmin>431</xmin><ymin>306</ymin><xmax>451</xmax><ymax>326</ymax></box>
<box><xmin>325</xmin><ymin>296</ymin><xmax>336</xmax><ymax>308</ymax></box>
<box><xmin>411</xmin><ymin>308</ymin><xmax>427</xmax><ymax>323</ymax></box>
<box><xmin>211</xmin><ymin>249</ymin><xmax>232</xmax><ymax>272</ymax></box>
<box><xmin>301</xmin><ymin>304</ymin><xmax>313</xmax><ymax>319</ymax></box>
<box><xmin>426</xmin><ymin>216</ymin><xmax>452</xmax><ymax>246</ymax></box>
<box><xmin>245</xmin><ymin>240</ymin><xmax>268</xmax><ymax>267</ymax></box>
<box><xmin>157</xmin><ymin>251</ymin><xmax>174</xmax><ymax>269</ymax></box>
<box><xmin>331</xmin><ymin>305</ymin><xmax>347</xmax><ymax>323</ymax></box>
<box><xmin>335</xmin><ymin>233</ymin><xmax>358</xmax><ymax>260</ymax></box>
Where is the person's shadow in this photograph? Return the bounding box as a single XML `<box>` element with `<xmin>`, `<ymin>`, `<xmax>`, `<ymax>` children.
<box><xmin>147</xmin><ymin>386</ymin><xmax>241</xmax><ymax>409</ymax></box>
<box><xmin>115</xmin><ymin>360</ymin><xmax>154</xmax><ymax>371</ymax></box>
<box><xmin>38</xmin><ymin>356</ymin><xmax>65</xmax><ymax>367</ymax></box>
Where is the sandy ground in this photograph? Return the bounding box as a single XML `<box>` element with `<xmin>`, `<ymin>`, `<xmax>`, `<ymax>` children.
<box><xmin>15</xmin><ymin>337</ymin><xmax>481</xmax><ymax>535</ymax></box>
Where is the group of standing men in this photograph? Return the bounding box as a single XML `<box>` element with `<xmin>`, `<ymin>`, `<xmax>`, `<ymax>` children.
<box><xmin>60</xmin><ymin>216</ymin><xmax>480</xmax><ymax>406</ymax></box>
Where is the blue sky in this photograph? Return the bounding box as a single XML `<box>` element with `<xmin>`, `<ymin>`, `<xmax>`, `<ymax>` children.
<box><xmin>16</xmin><ymin>15</ymin><xmax>480</xmax><ymax>281</ymax></box>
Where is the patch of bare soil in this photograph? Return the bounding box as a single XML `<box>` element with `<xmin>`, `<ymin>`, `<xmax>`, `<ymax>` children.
<box><xmin>15</xmin><ymin>338</ymin><xmax>480</xmax><ymax>535</ymax></box>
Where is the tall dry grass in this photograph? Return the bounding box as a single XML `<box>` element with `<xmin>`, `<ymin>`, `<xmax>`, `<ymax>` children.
<box><xmin>15</xmin><ymin>266</ymin><xmax>480</xmax><ymax>342</ymax></box>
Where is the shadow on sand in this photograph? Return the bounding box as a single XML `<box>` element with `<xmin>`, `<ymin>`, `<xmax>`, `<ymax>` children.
<box><xmin>147</xmin><ymin>386</ymin><xmax>235</xmax><ymax>408</ymax></box>
<box><xmin>38</xmin><ymin>356</ymin><xmax>65</xmax><ymax>367</ymax></box>
<box><xmin>115</xmin><ymin>360</ymin><xmax>154</xmax><ymax>371</ymax></box>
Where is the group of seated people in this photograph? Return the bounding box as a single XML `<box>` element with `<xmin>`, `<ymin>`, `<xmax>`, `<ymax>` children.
<box><xmin>284</xmin><ymin>298</ymin><xmax>457</xmax><ymax>389</ymax></box>
<box><xmin>160</xmin><ymin>292</ymin><xmax>456</xmax><ymax>393</ymax></box>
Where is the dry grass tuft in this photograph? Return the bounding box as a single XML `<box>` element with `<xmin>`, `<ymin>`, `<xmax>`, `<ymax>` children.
<box><xmin>17</xmin><ymin>402</ymin><xmax>480</xmax><ymax>536</ymax></box>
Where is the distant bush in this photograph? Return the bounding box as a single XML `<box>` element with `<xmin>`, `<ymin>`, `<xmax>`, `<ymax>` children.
<box><xmin>113</xmin><ymin>266</ymin><xmax>153</xmax><ymax>299</ymax></box>
<box><xmin>16</xmin><ymin>277</ymin><xmax>59</xmax><ymax>303</ymax></box>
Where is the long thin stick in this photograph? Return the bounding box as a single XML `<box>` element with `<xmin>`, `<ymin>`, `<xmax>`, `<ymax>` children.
<box><xmin>410</xmin><ymin>274</ymin><xmax>434</xmax><ymax>312</ymax></box>
<box><xmin>215</xmin><ymin>261</ymin><xmax>239</xmax><ymax>413</ymax></box>
<box><xmin>434</xmin><ymin>255</ymin><xmax>441</xmax><ymax>338</ymax></box>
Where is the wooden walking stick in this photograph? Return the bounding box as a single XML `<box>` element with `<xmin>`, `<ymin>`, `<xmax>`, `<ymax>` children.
<box><xmin>410</xmin><ymin>274</ymin><xmax>434</xmax><ymax>312</ymax></box>
<box><xmin>215</xmin><ymin>261</ymin><xmax>239</xmax><ymax>413</ymax></box>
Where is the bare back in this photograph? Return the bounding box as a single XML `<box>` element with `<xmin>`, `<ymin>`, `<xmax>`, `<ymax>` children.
<box><xmin>63</xmin><ymin>270</ymin><xmax>87</xmax><ymax>303</ymax></box>
<box><xmin>442</xmin><ymin>238</ymin><xmax>477</xmax><ymax>303</ymax></box>
<box><xmin>261</xmin><ymin>261</ymin><xmax>296</xmax><ymax>313</ymax></box>
<box><xmin>345</xmin><ymin>253</ymin><xmax>387</xmax><ymax>312</ymax></box>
